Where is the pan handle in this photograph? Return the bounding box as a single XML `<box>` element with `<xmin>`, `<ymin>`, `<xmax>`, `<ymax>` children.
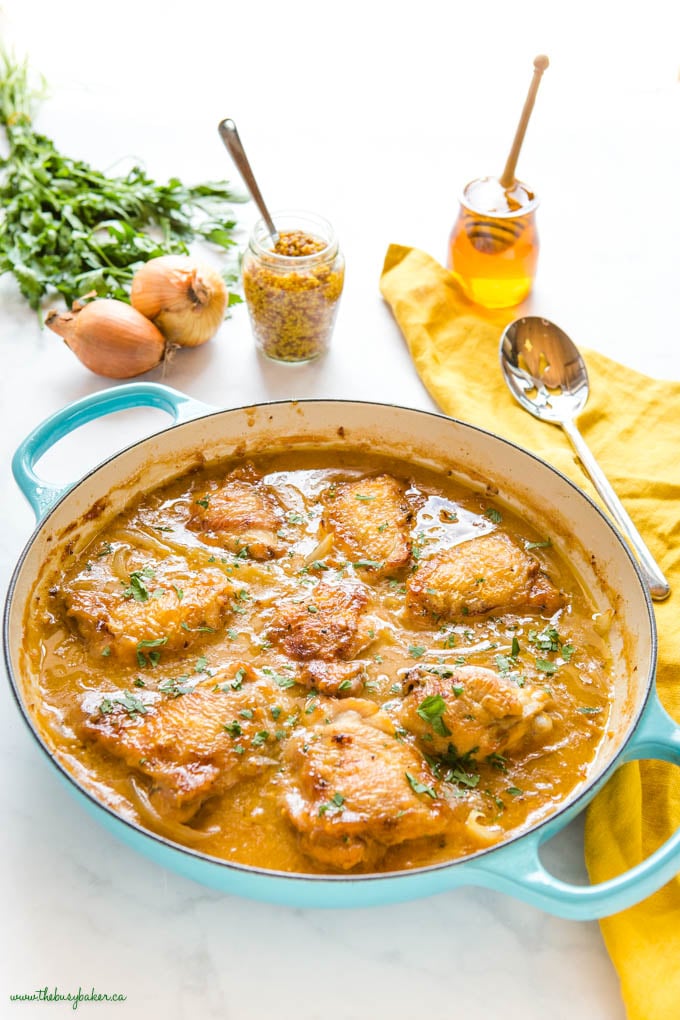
<box><xmin>12</xmin><ymin>382</ymin><xmax>214</xmax><ymax>520</ymax></box>
<box><xmin>468</xmin><ymin>693</ymin><xmax>680</xmax><ymax>920</ymax></box>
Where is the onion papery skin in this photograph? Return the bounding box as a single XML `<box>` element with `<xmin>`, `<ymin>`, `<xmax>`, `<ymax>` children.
<box><xmin>46</xmin><ymin>299</ymin><xmax>166</xmax><ymax>379</ymax></box>
<box><xmin>130</xmin><ymin>255</ymin><xmax>228</xmax><ymax>347</ymax></box>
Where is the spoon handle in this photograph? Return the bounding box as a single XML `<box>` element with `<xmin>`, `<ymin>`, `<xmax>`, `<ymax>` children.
<box><xmin>218</xmin><ymin>119</ymin><xmax>279</xmax><ymax>244</ymax></box>
<box><xmin>560</xmin><ymin>418</ymin><xmax>671</xmax><ymax>601</ymax></box>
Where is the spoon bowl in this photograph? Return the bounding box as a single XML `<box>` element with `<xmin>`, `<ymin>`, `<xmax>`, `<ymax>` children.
<box><xmin>500</xmin><ymin>316</ymin><xmax>670</xmax><ymax>601</ymax></box>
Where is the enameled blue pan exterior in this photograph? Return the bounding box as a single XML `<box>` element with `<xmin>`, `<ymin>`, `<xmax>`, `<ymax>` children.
<box><xmin>5</xmin><ymin>383</ymin><xmax>680</xmax><ymax>919</ymax></box>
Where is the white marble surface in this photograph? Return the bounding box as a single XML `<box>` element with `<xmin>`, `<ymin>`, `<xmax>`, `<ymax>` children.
<box><xmin>1</xmin><ymin>1</ymin><xmax>678</xmax><ymax>1016</ymax></box>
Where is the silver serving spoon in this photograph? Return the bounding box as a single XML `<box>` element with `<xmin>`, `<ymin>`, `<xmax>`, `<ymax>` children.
<box><xmin>218</xmin><ymin>118</ymin><xmax>279</xmax><ymax>244</ymax></box>
<box><xmin>500</xmin><ymin>316</ymin><xmax>670</xmax><ymax>601</ymax></box>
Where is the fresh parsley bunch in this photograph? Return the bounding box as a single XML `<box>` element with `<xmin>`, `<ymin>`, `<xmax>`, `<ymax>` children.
<box><xmin>0</xmin><ymin>53</ymin><xmax>243</xmax><ymax>314</ymax></box>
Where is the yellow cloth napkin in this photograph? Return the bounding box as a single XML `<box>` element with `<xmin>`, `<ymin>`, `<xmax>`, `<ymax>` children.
<box><xmin>380</xmin><ymin>243</ymin><xmax>680</xmax><ymax>1020</ymax></box>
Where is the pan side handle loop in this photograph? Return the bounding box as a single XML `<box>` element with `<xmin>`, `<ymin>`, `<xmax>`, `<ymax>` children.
<box><xmin>468</xmin><ymin>693</ymin><xmax>680</xmax><ymax>920</ymax></box>
<box><xmin>12</xmin><ymin>383</ymin><xmax>214</xmax><ymax>520</ymax></box>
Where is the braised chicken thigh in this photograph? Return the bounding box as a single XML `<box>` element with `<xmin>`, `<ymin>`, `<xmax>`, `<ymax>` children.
<box><xmin>400</xmin><ymin>665</ymin><xmax>554</xmax><ymax>760</ymax></box>
<box><xmin>189</xmin><ymin>463</ymin><xmax>284</xmax><ymax>560</ymax></box>
<box><xmin>63</xmin><ymin>558</ymin><xmax>234</xmax><ymax>664</ymax></box>
<box><xmin>78</xmin><ymin>666</ymin><xmax>283</xmax><ymax>821</ymax></box>
<box><xmin>282</xmin><ymin>699</ymin><xmax>451</xmax><ymax>869</ymax></box>
<box><xmin>321</xmin><ymin>474</ymin><xmax>414</xmax><ymax>578</ymax></box>
<box><xmin>408</xmin><ymin>531</ymin><xmax>564</xmax><ymax>620</ymax></box>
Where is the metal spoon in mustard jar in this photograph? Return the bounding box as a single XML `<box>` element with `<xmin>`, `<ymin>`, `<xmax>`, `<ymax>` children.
<box><xmin>500</xmin><ymin>315</ymin><xmax>670</xmax><ymax>601</ymax></box>
<box><xmin>218</xmin><ymin>118</ymin><xmax>278</xmax><ymax>244</ymax></box>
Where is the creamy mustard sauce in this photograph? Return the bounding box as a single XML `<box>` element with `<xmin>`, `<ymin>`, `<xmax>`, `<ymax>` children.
<box><xmin>24</xmin><ymin>451</ymin><xmax>613</xmax><ymax>874</ymax></box>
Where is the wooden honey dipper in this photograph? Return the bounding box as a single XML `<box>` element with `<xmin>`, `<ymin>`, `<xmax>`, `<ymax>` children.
<box><xmin>499</xmin><ymin>54</ymin><xmax>550</xmax><ymax>192</ymax></box>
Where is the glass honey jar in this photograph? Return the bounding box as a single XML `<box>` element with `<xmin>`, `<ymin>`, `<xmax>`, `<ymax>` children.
<box><xmin>447</xmin><ymin>176</ymin><xmax>539</xmax><ymax>309</ymax></box>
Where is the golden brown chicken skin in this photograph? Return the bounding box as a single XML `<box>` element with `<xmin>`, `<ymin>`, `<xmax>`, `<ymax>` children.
<box><xmin>188</xmin><ymin>463</ymin><xmax>284</xmax><ymax>560</ymax></box>
<box><xmin>267</xmin><ymin>581</ymin><xmax>372</xmax><ymax>662</ymax></box>
<box><xmin>282</xmin><ymin>699</ymin><xmax>451</xmax><ymax>870</ymax></box>
<box><xmin>78</xmin><ymin>665</ymin><xmax>283</xmax><ymax>821</ymax></box>
<box><xmin>321</xmin><ymin>474</ymin><xmax>415</xmax><ymax>579</ymax></box>
<box><xmin>407</xmin><ymin>531</ymin><xmax>564</xmax><ymax>620</ymax></box>
<box><xmin>63</xmin><ymin>558</ymin><xmax>234</xmax><ymax>664</ymax></box>
<box><xmin>298</xmin><ymin>659</ymin><xmax>370</xmax><ymax>698</ymax></box>
<box><xmin>400</xmin><ymin>664</ymin><xmax>553</xmax><ymax>760</ymax></box>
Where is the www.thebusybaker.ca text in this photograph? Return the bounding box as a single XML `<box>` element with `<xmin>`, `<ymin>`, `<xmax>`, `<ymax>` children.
<box><xmin>9</xmin><ymin>986</ymin><xmax>127</xmax><ymax>1010</ymax></box>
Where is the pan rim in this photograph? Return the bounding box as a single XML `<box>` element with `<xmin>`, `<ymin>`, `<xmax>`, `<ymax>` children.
<box><xmin>2</xmin><ymin>396</ymin><xmax>658</xmax><ymax>885</ymax></box>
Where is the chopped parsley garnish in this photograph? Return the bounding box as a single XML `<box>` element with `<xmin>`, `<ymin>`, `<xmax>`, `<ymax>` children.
<box><xmin>136</xmin><ymin>636</ymin><xmax>168</xmax><ymax>668</ymax></box>
<box><xmin>262</xmin><ymin>667</ymin><xmax>297</xmax><ymax>689</ymax></box>
<box><xmin>578</xmin><ymin>705</ymin><xmax>603</xmax><ymax>715</ymax></box>
<box><xmin>96</xmin><ymin>542</ymin><xmax>113</xmax><ymax>558</ymax></box>
<box><xmin>223</xmin><ymin>720</ymin><xmax>242</xmax><ymax>737</ymax></box>
<box><xmin>529</xmin><ymin>626</ymin><xmax>561</xmax><ymax>652</ymax></box>
<box><xmin>239</xmin><ymin>708</ymin><xmax>254</xmax><ymax>720</ymax></box>
<box><xmin>286</xmin><ymin>511</ymin><xmax>304</xmax><ymax>524</ymax></box>
<box><xmin>195</xmin><ymin>497</ymin><xmax>210</xmax><ymax>509</ymax></box>
<box><xmin>408</xmin><ymin>645</ymin><xmax>427</xmax><ymax>659</ymax></box>
<box><xmin>495</xmin><ymin>653</ymin><xmax>515</xmax><ymax>675</ymax></box>
<box><xmin>405</xmin><ymin>772</ymin><xmax>437</xmax><ymax>798</ymax></box>
<box><xmin>416</xmin><ymin>694</ymin><xmax>451</xmax><ymax>737</ymax></box>
<box><xmin>318</xmin><ymin>792</ymin><xmax>345</xmax><ymax>816</ymax></box>
<box><xmin>485</xmin><ymin>507</ymin><xmax>503</xmax><ymax>524</ymax></box>
<box><xmin>507</xmin><ymin>786</ymin><xmax>523</xmax><ymax>797</ymax></box>
<box><xmin>307</xmin><ymin>604</ymin><xmax>319</xmax><ymax>614</ymax></box>
<box><xmin>511</xmin><ymin>636</ymin><xmax>520</xmax><ymax>656</ymax></box>
<box><xmin>122</xmin><ymin>566</ymin><xmax>155</xmax><ymax>602</ymax></box>
<box><xmin>251</xmin><ymin>730</ymin><xmax>269</xmax><ymax>747</ymax></box>
<box><xmin>173</xmin><ymin>586</ymin><xmax>184</xmax><ymax>602</ymax></box>
<box><xmin>535</xmin><ymin>658</ymin><xmax>558</xmax><ymax>675</ymax></box>
<box><xmin>101</xmin><ymin>646</ymin><xmax>111</xmax><ymax>657</ymax></box>
<box><xmin>98</xmin><ymin>690</ymin><xmax>148</xmax><ymax>717</ymax></box>
<box><xmin>231</xmin><ymin>667</ymin><xmax>247</xmax><ymax>690</ymax></box>
<box><xmin>446</xmin><ymin>767</ymin><xmax>480</xmax><ymax>788</ymax></box>
<box><xmin>353</xmin><ymin>559</ymin><xmax>385</xmax><ymax>570</ymax></box>
<box><xmin>561</xmin><ymin>643</ymin><xmax>575</xmax><ymax>662</ymax></box>
<box><xmin>377</xmin><ymin>521</ymin><xmax>390</xmax><ymax>532</ymax></box>
<box><xmin>195</xmin><ymin>656</ymin><xmax>209</xmax><ymax>674</ymax></box>
<box><xmin>525</xmin><ymin>538</ymin><xmax>552</xmax><ymax>550</ymax></box>
<box><xmin>158</xmin><ymin>676</ymin><xmax>195</xmax><ymax>698</ymax></box>
<box><xmin>337</xmin><ymin>679</ymin><xmax>353</xmax><ymax>691</ymax></box>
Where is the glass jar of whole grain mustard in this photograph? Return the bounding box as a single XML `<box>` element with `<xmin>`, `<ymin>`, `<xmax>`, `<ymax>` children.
<box><xmin>242</xmin><ymin>210</ymin><xmax>344</xmax><ymax>363</ymax></box>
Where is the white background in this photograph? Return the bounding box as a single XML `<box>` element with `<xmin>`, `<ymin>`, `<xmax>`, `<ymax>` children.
<box><xmin>1</xmin><ymin>1</ymin><xmax>679</xmax><ymax>1017</ymax></box>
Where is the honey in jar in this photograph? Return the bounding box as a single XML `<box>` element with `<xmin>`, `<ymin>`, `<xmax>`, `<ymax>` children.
<box><xmin>448</xmin><ymin>177</ymin><xmax>539</xmax><ymax>310</ymax></box>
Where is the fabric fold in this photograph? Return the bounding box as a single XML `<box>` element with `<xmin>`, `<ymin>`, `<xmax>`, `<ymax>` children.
<box><xmin>380</xmin><ymin>243</ymin><xmax>680</xmax><ymax>1020</ymax></box>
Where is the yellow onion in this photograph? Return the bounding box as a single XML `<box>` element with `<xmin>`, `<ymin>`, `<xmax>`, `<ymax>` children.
<box><xmin>130</xmin><ymin>255</ymin><xmax>228</xmax><ymax>347</ymax></box>
<box><xmin>46</xmin><ymin>299</ymin><xmax>166</xmax><ymax>379</ymax></box>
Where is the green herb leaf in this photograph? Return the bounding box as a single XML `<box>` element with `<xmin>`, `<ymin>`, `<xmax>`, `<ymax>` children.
<box><xmin>405</xmin><ymin>772</ymin><xmax>437</xmax><ymax>799</ymax></box>
<box><xmin>525</xmin><ymin>538</ymin><xmax>552</xmax><ymax>550</ymax></box>
<box><xmin>223</xmin><ymin>720</ymin><xmax>242</xmax><ymax>737</ymax></box>
<box><xmin>416</xmin><ymin>694</ymin><xmax>452</xmax><ymax>737</ymax></box>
